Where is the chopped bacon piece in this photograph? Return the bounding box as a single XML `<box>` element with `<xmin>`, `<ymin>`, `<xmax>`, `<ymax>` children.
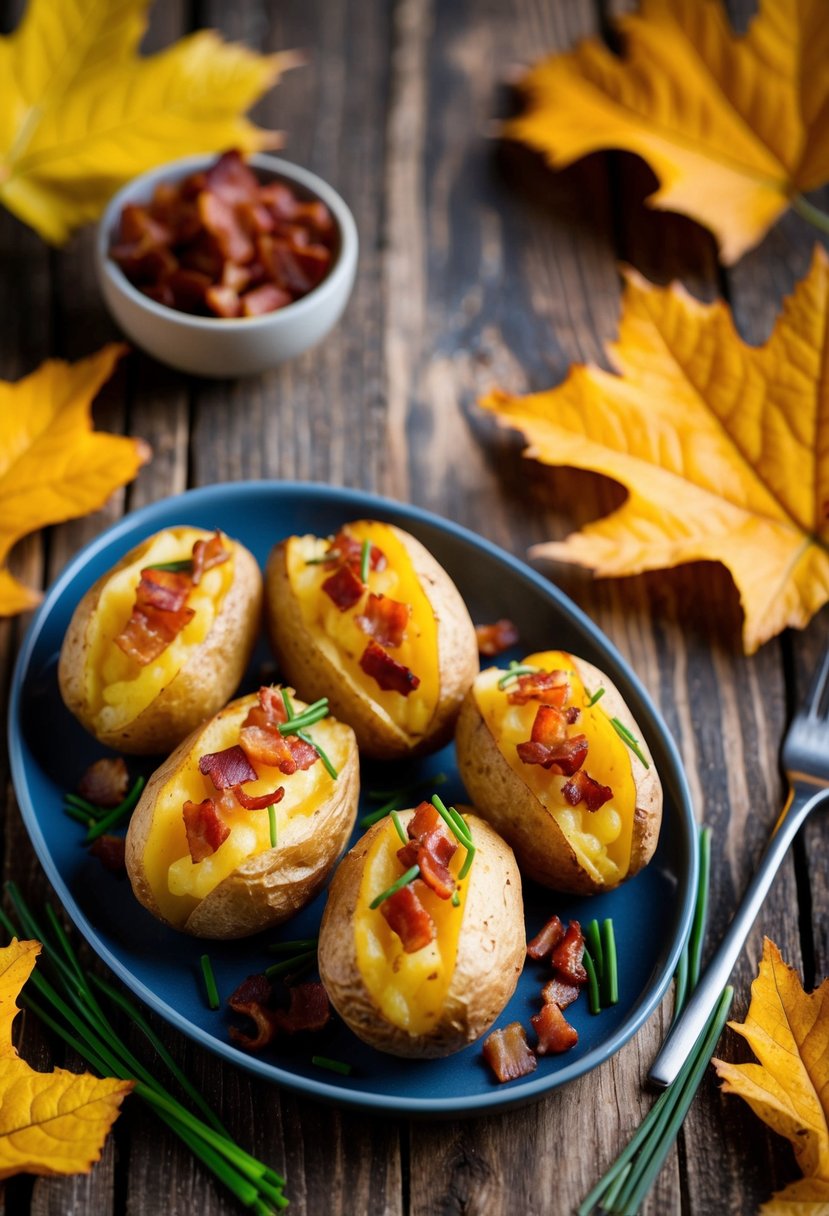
<box><xmin>360</xmin><ymin>640</ymin><xmax>420</xmax><ymax>696</ymax></box>
<box><xmin>322</xmin><ymin>562</ymin><xmax>365</xmax><ymax>611</ymax></box>
<box><xmin>475</xmin><ymin>619</ymin><xmax>520</xmax><ymax>657</ymax></box>
<box><xmin>204</xmin><ymin>150</ymin><xmax>260</xmax><ymax>206</ymax></box>
<box><xmin>114</xmin><ymin>569</ymin><xmax>195</xmax><ymax>665</ymax></box>
<box><xmin>198</xmin><ymin>185</ymin><xmax>255</xmax><ymax>264</ymax></box>
<box><xmin>228</xmin><ymin>973</ymin><xmax>279</xmax><ymax>1051</ymax></box>
<box><xmin>251</xmin><ymin>686</ymin><xmax>288</xmax><ymax>726</ymax></box>
<box><xmin>272</xmin><ymin>983</ymin><xmax>330</xmax><ymax>1034</ymax></box>
<box><xmin>241</xmin><ymin>283</ymin><xmax>292</xmax><ymax>316</ymax></box>
<box><xmin>531</xmin><ymin>1002</ymin><xmax>578</xmax><ymax>1055</ymax></box>
<box><xmin>396</xmin><ymin>802</ymin><xmax>457</xmax><ymax>900</ymax></box>
<box><xmin>198</xmin><ymin>745</ymin><xmax>258</xmax><ymax>790</ymax></box>
<box><xmin>355</xmin><ymin>594</ymin><xmax>410</xmax><ymax>648</ymax></box>
<box><xmin>507</xmin><ymin>670</ymin><xmax>569</xmax><ymax>707</ymax></box>
<box><xmin>77</xmin><ymin>757</ymin><xmax>128</xmax><ymax>808</ymax></box>
<box><xmin>190</xmin><ymin>530</ymin><xmax>229</xmax><ymax>585</ymax></box>
<box><xmin>288</xmin><ymin>738</ymin><xmax>319</xmax><ymax>770</ymax></box>
<box><xmin>482</xmin><ymin>1023</ymin><xmax>538</xmax><ymax>1083</ymax></box>
<box><xmin>137</xmin><ymin>568</ymin><xmax>191</xmax><ymax>612</ymax></box>
<box><xmin>551</xmin><ymin>921</ymin><xmax>587</xmax><ymax>985</ymax></box>
<box><xmin>239</xmin><ymin>724</ymin><xmax>298</xmax><ymax>773</ymax></box>
<box><xmin>88</xmin><ymin>834</ymin><xmax>127</xmax><ymax>875</ymax></box>
<box><xmin>205</xmin><ymin>284</ymin><xmax>242</xmax><ymax>317</ymax></box>
<box><xmin>565</xmin><ymin>706</ymin><xmax>581</xmax><ymax>725</ymax></box>
<box><xmin>380</xmin><ymin>882</ymin><xmax>435</xmax><ymax>953</ymax></box>
<box><xmin>324</xmin><ymin>529</ymin><xmax>387</xmax><ymax>572</ymax></box>
<box><xmin>531</xmin><ymin>704</ymin><xmax>568</xmax><ymax>746</ymax></box>
<box><xmin>416</xmin><ymin>849</ymin><xmax>455</xmax><ymax>900</ymax></box>
<box><xmin>541</xmin><ymin>977</ymin><xmax>582</xmax><ymax>1010</ymax></box>
<box><xmin>516</xmin><ymin>734</ymin><xmax>588</xmax><ymax>776</ymax></box>
<box><xmin>166</xmin><ymin>268</ymin><xmax>213</xmax><ymax>313</ymax></box>
<box><xmin>183</xmin><ymin>798</ymin><xmax>230</xmax><ymax>863</ymax></box>
<box><xmin>561</xmin><ymin>769</ymin><xmax>613</xmax><ymax>811</ymax></box>
<box><xmin>526</xmin><ymin>915</ymin><xmax>565</xmax><ymax>960</ymax></box>
<box><xmin>232</xmin><ymin>784</ymin><xmax>285</xmax><ymax>811</ymax></box>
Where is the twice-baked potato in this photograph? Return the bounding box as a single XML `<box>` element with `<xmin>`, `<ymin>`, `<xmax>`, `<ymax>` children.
<box><xmin>318</xmin><ymin>802</ymin><xmax>524</xmax><ymax>1057</ymax></box>
<box><xmin>59</xmin><ymin>526</ymin><xmax>262</xmax><ymax>755</ymax></box>
<box><xmin>265</xmin><ymin>521</ymin><xmax>479</xmax><ymax>760</ymax></box>
<box><xmin>125</xmin><ymin>687</ymin><xmax>360</xmax><ymax>938</ymax></box>
<box><xmin>456</xmin><ymin>650</ymin><xmax>662</xmax><ymax>895</ymax></box>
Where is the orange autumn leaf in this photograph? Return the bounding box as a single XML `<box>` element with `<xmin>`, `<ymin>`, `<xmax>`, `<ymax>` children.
<box><xmin>505</xmin><ymin>0</ymin><xmax>829</xmax><ymax>264</ymax></box>
<box><xmin>0</xmin><ymin>939</ymin><xmax>132</xmax><ymax>1179</ymax></box>
<box><xmin>480</xmin><ymin>246</ymin><xmax>829</xmax><ymax>655</ymax></box>
<box><xmin>713</xmin><ymin>940</ymin><xmax>829</xmax><ymax>1215</ymax></box>
<box><xmin>0</xmin><ymin>0</ymin><xmax>301</xmax><ymax>244</ymax></box>
<box><xmin>0</xmin><ymin>344</ymin><xmax>149</xmax><ymax>616</ymax></box>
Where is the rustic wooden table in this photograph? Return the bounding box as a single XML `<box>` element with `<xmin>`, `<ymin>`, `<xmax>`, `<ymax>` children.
<box><xmin>1</xmin><ymin>0</ymin><xmax>827</xmax><ymax>1212</ymax></box>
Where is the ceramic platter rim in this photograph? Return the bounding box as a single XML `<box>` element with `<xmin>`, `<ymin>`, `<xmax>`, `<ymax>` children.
<box><xmin>9</xmin><ymin>481</ymin><xmax>697</xmax><ymax>1115</ymax></box>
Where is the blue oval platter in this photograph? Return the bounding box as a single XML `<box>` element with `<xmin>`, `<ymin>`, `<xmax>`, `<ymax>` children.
<box><xmin>8</xmin><ymin>482</ymin><xmax>696</xmax><ymax>1115</ymax></box>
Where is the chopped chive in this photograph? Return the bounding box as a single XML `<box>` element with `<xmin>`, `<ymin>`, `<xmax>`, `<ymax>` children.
<box><xmin>431</xmin><ymin>795</ymin><xmax>471</xmax><ymax>843</ymax></box>
<box><xmin>304</xmin><ymin>554</ymin><xmax>336</xmax><ymax>565</ymax></box>
<box><xmin>585</xmin><ymin>919</ymin><xmax>604</xmax><ymax>982</ymax></box>
<box><xmin>84</xmin><ymin>776</ymin><xmax>146</xmax><ymax>844</ymax></box>
<box><xmin>451</xmin><ymin>891</ymin><xmax>460</xmax><ymax>907</ymax></box>
<box><xmin>295</xmin><ymin>730</ymin><xmax>338</xmax><ymax>780</ymax></box>
<box><xmin>458</xmin><ymin>839</ymin><xmax>476</xmax><ymax>880</ymax></box>
<box><xmin>673</xmin><ymin>944</ymin><xmax>689</xmax><ymax>1022</ymax></box>
<box><xmin>277</xmin><ymin>705</ymin><xmax>329</xmax><ymax>733</ymax></box>
<box><xmin>586</xmin><ymin>687</ymin><xmax>606</xmax><ymax>707</ymax></box>
<box><xmin>582</xmin><ymin>948</ymin><xmax>601</xmax><ymax>1015</ymax></box>
<box><xmin>144</xmin><ymin>559</ymin><xmax>193</xmax><ymax>573</ymax></box>
<box><xmin>390</xmin><ymin>810</ymin><xmax>407</xmax><ymax>845</ymax></box>
<box><xmin>63</xmin><ymin>804</ymin><xmax>95</xmax><ymax>827</ymax></box>
<box><xmin>200</xmin><ymin>955</ymin><xmax>220</xmax><ymax>1011</ymax></box>
<box><xmin>268</xmin><ymin>804</ymin><xmax>277</xmax><ymax>848</ymax></box>
<box><xmin>610</xmin><ymin>717</ymin><xmax>650</xmax><ymax>768</ymax></box>
<box><xmin>267</xmin><ymin>938</ymin><xmax>318</xmax><ymax>955</ymax></box>
<box><xmin>265</xmin><ymin>948</ymin><xmax>317</xmax><ymax>980</ymax></box>
<box><xmin>280</xmin><ymin>687</ymin><xmax>296</xmax><ymax>720</ymax></box>
<box><xmin>369</xmin><ymin>865</ymin><xmax>420</xmax><ymax>910</ymax></box>
<box><xmin>361</xmin><ymin>774</ymin><xmax>448</xmax><ymax>827</ymax></box>
<box><xmin>601</xmin><ymin>919</ymin><xmax>618</xmax><ymax>1006</ymax></box>
<box><xmin>497</xmin><ymin>661</ymin><xmax>540</xmax><ymax>689</ymax></box>
<box><xmin>360</xmin><ymin>539</ymin><xmax>370</xmax><ymax>584</ymax></box>
<box><xmin>64</xmin><ymin>792</ymin><xmax>106</xmax><ymax>816</ymax></box>
<box><xmin>688</xmin><ymin>827</ymin><xmax>712</xmax><ymax>990</ymax></box>
<box><xmin>360</xmin><ymin>796</ymin><xmax>406</xmax><ymax>828</ymax></box>
<box><xmin>312</xmin><ymin>1055</ymin><xmax>352</xmax><ymax>1076</ymax></box>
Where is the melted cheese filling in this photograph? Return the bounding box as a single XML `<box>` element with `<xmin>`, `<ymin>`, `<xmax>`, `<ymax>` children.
<box><xmin>475</xmin><ymin>650</ymin><xmax>636</xmax><ymax>884</ymax></box>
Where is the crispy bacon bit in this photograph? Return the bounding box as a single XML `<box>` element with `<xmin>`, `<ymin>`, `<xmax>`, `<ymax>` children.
<box><xmin>507</xmin><ymin>670</ymin><xmax>570</xmax><ymax>707</ymax></box>
<box><xmin>322</xmin><ymin>562</ymin><xmax>365</xmax><ymax>611</ymax></box>
<box><xmin>190</xmin><ymin>530</ymin><xmax>229</xmax><ymax>585</ymax></box>
<box><xmin>114</xmin><ymin>569</ymin><xmax>195</xmax><ymax>665</ymax></box>
<box><xmin>198</xmin><ymin>745</ymin><xmax>258</xmax><ymax>790</ymax></box>
<box><xmin>288</xmin><ymin>738</ymin><xmax>319</xmax><ymax>770</ymax></box>
<box><xmin>272</xmin><ymin>982</ymin><xmax>330</xmax><ymax>1034</ymax></box>
<box><xmin>77</xmin><ymin>758</ymin><xmax>129</xmax><ymax>808</ymax></box>
<box><xmin>541</xmin><ymin>977</ymin><xmax>582</xmax><ymax>1009</ymax></box>
<box><xmin>482</xmin><ymin>1023</ymin><xmax>538</xmax><ymax>1083</ymax></box>
<box><xmin>475</xmin><ymin>619</ymin><xmax>520</xmax><ymax>657</ymax></box>
<box><xmin>565</xmin><ymin>706</ymin><xmax>581</xmax><ymax>725</ymax></box>
<box><xmin>355</xmin><ymin>594</ymin><xmax>410</xmax><ymax>648</ymax></box>
<box><xmin>531</xmin><ymin>1001</ymin><xmax>579</xmax><ymax>1055</ymax></box>
<box><xmin>526</xmin><ymin>915</ymin><xmax>565</xmax><ymax>961</ymax></box>
<box><xmin>324</xmin><ymin>529</ymin><xmax>387</xmax><ymax>573</ymax></box>
<box><xmin>183</xmin><ymin>799</ymin><xmax>230</xmax><ymax>863</ymax></box>
<box><xmin>360</xmin><ymin>640</ymin><xmax>420</xmax><ymax>696</ymax></box>
<box><xmin>228</xmin><ymin>974</ymin><xmax>279</xmax><ymax>1051</ymax></box>
<box><xmin>551</xmin><ymin>921</ymin><xmax>587</xmax><ymax>985</ymax></box>
<box><xmin>397</xmin><ymin>804</ymin><xmax>457</xmax><ymax>899</ymax></box>
<box><xmin>239</xmin><ymin>725</ymin><xmax>298</xmax><ymax>772</ymax></box>
<box><xmin>517</xmin><ymin>724</ymin><xmax>589</xmax><ymax>776</ymax></box>
<box><xmin>88</xmin><ymin>834</ymin><xmax>127</xmax><ymax>875</ymax></box>
<box><xmin>246</xmin><ymin>686</ymin><xmax>288</xmax><ymax>726</ymax></box>
<box><xmin>380</xmin><ymin>882</ymin><xmax>435</xmax><ymax>953</ymax></box>
<box><xmin>232</xmin><ymin>784</ymin><xmax>285</xmax><ymax>811</ymax></box>
<box><xmin>561</xmin><ymin>768</ymin><xmax>614</xmax><ymax>811</ymax></box>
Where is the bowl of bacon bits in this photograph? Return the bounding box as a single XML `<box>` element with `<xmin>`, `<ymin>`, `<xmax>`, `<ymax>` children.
<box><xmin>95</xmin><ymin>151</ymin><xmax>358</xmax><ymax>377</ymax></box>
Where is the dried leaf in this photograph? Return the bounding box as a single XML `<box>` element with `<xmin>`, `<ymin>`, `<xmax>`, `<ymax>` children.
<box><xmin>0</xmin><ymin>344</ymin><xmax>149</xmax><ymax>616</ymax></box>
<box><xmin>0</xmin><ymin>0</ymin><xmax>300</xmax><ymax>244</ymax></box>
<box><xmin>0</xmin><ymin>939</ymin><xmax>132</xmax><ymax>1179</ymax></box>
<box><xmin>481</xmin><ymin>246</ymin><xmax>829</xmax><ymax>654</ymax></box>
<box><xmin>713</xmin><ymin>940</ymin><xmax>829</xmax><ymax>1214</ymax></box>
<box><xmin>505</xmin><ymin>0</ymin><xmax>829</xmax><ymax>263</ymax></box>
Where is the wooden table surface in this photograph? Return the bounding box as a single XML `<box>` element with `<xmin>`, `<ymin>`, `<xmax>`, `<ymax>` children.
<box><xmin>1</xmin><ymin>0</ymin><xmax>827</xmax><ymax>1213</ymax></box>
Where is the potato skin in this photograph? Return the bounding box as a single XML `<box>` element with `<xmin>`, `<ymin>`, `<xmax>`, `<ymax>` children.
<box><xmin>125</xmin><ymin>702</ymin><xmax>360</xmax><ymax>939</ymax></box>
<box><xmin>58</xmin><ymin>531</ymin><xmax>263</xmax><ymax>755</ymax></box>
<box><xmin>455</xmin><ymin>656</ymin><xmax>662</xmax><ymax>895</ymax></box>
<box><xmin>265</xmin><ymin>524</ymin><xmax>479</xmax><ymax>760</ymax></box>
<box><xmin>318</xmin><ymin>812</ymin><xmax>525</xmax><ymax>1058</ymax></box>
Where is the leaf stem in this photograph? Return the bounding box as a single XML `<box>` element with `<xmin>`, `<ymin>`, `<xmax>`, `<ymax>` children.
<box><xmin>791</xmin><ymin>193</ymin><xmax>829</xmax><ymax>236</ymax></box>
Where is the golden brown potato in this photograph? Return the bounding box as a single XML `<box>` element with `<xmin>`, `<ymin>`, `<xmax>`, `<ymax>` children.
<box><xmin>318</xmin><ymin>807</ymin><xmax>525</xmax><ymax>1057</ymax></box>
<box><xmin>455</xmin><ymin>650</ymin><xmax>662</xmax><ymax>895</ymax></box>
<box><xmin>265</xmin><ymin>521</ymin><xmax>479</xmax><ymax>760</ymax></box>
<box><xmin>58</xmin><ymin>526</ymin><xmax>263</xmax><ymax>755</ymax></box>
<box><xmin>125</xmin><ymin>688</ymin><xmax>360</xmax><ymax>939</ymax></box>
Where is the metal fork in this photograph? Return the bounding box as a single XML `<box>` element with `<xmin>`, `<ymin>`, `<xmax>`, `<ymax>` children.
<box><xmin>649</xmin><ymin>647</ymin><xmax>829</xmax><ymax>1088</ymax></box>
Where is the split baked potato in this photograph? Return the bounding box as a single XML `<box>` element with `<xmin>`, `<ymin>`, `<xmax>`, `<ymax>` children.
<box><xmin>318</xmin><ymin>803</ymin><xmax>524</xmax><ymax>1057</ymax></box>
<box><xmin>455</xmin><ymin>650</ymin><xmax>662</xmax><ymax>895</ymax></box>
<box><xmin>265</xmin><ymin>521</ymin><xmax>479</xmax><ymax>760</ymax></box>
<box><xmin>58</xmin><ymin>526</ymin><xmax>262</xmax><ymax>754</ymax></box>
<box><xmin>125</xmin><ymin>687</ymin><xmax>360</xmax><ymax>938</ymax></box>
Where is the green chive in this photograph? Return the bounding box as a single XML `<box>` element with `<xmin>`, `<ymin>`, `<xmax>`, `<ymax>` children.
<box><xmin>64</xmin><ymin>792</ymin><xmax>106</xmax><ymax>816</ymax></box>
<box><xmin>200</xmin><ymin>955</ymin><xmax>220</xmax><ymax>1011</ymax></box>
<box><xmin>582</xmin><ymin>948</ymin><xmax>601</xmax><ymax>1015</ymax></box>
<box><xmin>360</xmin><ymin>795</ymin><xmax>406</xmax><ymax>828</ymax></box>
<box><xmin>497</xmin><ymin>661</ymin><xmax>540</xmax><ymax>689</ymax></box>
<box><xmin>610</xmin><ymin>717</ymin><xmax>650</xmax><ymax>768</ymax></box>
<box><xmin>458</xmin><ymin>839</ymin><xmax>476</xmax><ymax>880</ymax></box>
<box><xmin>390</xmin><ymin>810</ymin><xmax>407</xmax><ymax>844</ymax></box>
<box><xmin>63</xmin><ymin>804</ymin><xmax>95</xmax><ymax>827</ymax></box>
<box><xmin>369</xmin><ymin>865</ymin><xmax>420</xmax><ymax>909</ymax></box>
<box><xmin>144</xmin><ymin>559</ymin><xmax>193</xmax><ymax>573</ymax></box>
<box><xmin>586</xmin><ymin>687</ymin><xmax>606</xmax><ymax>707</ymax></box>
<box><xmin>295</xmin><ymin>729</ymin><xmax>338</xmax><ymax>779</ymax></box>
<box><xmin>84</xmin><ymin>776</ymin><xmax>146</xmax><ymax>844</ymax></box>
<box><xmin>360</xmin><ymin>539</ymin><xmax>370</xmax><ymax>584</ymax></box>
<box><xmin>312</xmin><ymin>1055</ymin><xmax>353</xmax><ymax>1076</ymax></box>
<box><xmin>601</xmin><ymin>919</ymin><xmax>618</xmax><ymax>1006</ymax></box>
<box><xmin>267</xmin><ymin>938</ymin><xmax>318</xmax><ymax>955</ymax></box>
<box><xmin>431</xmin><ymin>794</ymin><xmax>471</xmax><ymax>843</ymax></box>
<box><xmin>277</xmin><ymin>705</ymin><xmax>329</xmax><ymax>733</ymax></box>
<box><xmin>451</xmin><ymin>891</ymin><xmax>460</xmax><ymax>907</ymax></box>
<box><xmin>360</xmin><ymin>773</ymin><xmax>448</xmax><ymax>827</ymax></box>
<box><xmin>268</xmin><ymin>804</ymin><xmax>277</xmax><ymax>848</ymax></box>
<box><xmin>585</xmin><ymin>919</ymin><xmax>604</xmax><ymax>982</ymax></box>
<box><xmin>265</xmin><ymin>948</ymin><xmax>317</xmax><ymax>980</ymax></box>
<box><xmin>281</xmin><ymin>687</ymin><xmax>296</xmax><ymax>720</ymax></box>
<box><xmin>688</xmin><ymin>827</ymin><xmax>712</xmax><ymax>990</ymax></box>
<box><xmin>673</xmin><ymin>945</ymin><xmax>689</xmax><ymax>1023</ymax></box>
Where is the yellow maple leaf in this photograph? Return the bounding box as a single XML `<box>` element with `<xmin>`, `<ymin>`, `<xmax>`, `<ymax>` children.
<box><xmin>505</xmin><ymin>0</ymin><xmax>829</xmax><ymax>264</ymax></box>
<box><xmin>480</xmin><ymin>245</ymin><xmax>829</xmax><ymax>655</ymax></box>
<box><xmin>713</xmin><ymin>940</ymin><xmax>829</xmax><ymax>1215</ymax></box>
<box><xmin>0</xmin><ymin>0</ymin><xmax>299</xmax><ymax>244</ymax></box>
<box><xmin>0</xmin><ymin>939</ymin><xmax>132</xmax><ymax>1179</ymax></box>
<box><xmin>0</xmin><ymin>344</ymin><xmax>149</xmax><ymax>616</ymax></box>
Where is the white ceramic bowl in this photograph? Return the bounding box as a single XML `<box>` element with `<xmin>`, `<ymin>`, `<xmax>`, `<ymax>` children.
<box><xmin>95</xmin><ymin>153</ymin><xmax>358</xmax><ymax>378</ymax></box>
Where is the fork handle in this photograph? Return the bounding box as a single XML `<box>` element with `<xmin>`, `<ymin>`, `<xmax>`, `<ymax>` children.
<box><xmin>649</xmin><ymin>782</ymin><xmax>829</xmax><ymax>1089</ymax></box>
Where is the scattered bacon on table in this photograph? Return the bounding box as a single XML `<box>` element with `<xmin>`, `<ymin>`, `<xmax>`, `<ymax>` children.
<box><xmin>482</xmin><ymin>1023</ymin><xmax>538</xmax><ymax>1082</ymax></box>
<box><xmin>474</xmin><ymin>619</ymin><xmax>519</xmax><ymax>657</ymax></box>
<box><xmin>110</xmin><ymin>151</ymin><xmax>337</xmax><ymax>318</ymax></box>
<box><xmin>229</xmin><ymin>976</ymin><xmax>330</xmax><ymax>1052</ymax></box>
<box><xmin>77</xmin><ymin>757</ymin><xmax>129</xmax><ymax>807</ymax></box>
<box><xmin>531</xmin><ymin>1001</ymin><xmax>579</xmax><ymax>1055</ymax></box>
<box><xmin>88</xmin><ymin>834</ymin><xmax>127</xmax><ymax>875</ymax></box>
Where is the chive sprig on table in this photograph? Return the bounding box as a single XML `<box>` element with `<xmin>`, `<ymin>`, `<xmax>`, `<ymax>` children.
<box><xmin>200</xmin><ymin>954</ymin><xmax>220</xmax><ymax>1011</ymax></box>
<box><xmin>359</xmin><ymin>772</ymin><xmax>448</xmax><ymax>828</ymax></box>
<box><xmin>63</xmin><ymin>775</ymin><xmax>146</xmax><ymax>842</ymax></box>
<box><xmin>582</xmin><ymin>918</ymin><xmax>617</xmax><ymax>1014</ymax></box>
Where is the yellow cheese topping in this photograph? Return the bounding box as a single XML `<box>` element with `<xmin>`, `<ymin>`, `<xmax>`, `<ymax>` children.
<box><xmin>475</xmin><ymin>650</ymin><xmax>636</xmax><ymax>885</ymax></box>
<box><xmin>141</xmin><ymin>694</ymin><xmax>353</xmax><ymax>927</ymax></box>
<box><xmin>354</xmin><ymin>813</ymin><xmax>469</xmax><ymax>1035</ymax></box>
<box><xmin>286</xmin><ymin>521</ymin><xmax>439</xmax><ymax>740</ymax></box>
<box><xmin>83</xmin><ymin>527</ymin><xmax>235</xmax><ymax>733</ymax></box>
